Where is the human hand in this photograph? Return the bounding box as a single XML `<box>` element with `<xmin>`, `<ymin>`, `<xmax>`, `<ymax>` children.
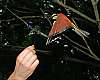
<box><xmin>8</xmin><ymin>45</ymin><xmax>39</xmax><ymax>80</ymax></box>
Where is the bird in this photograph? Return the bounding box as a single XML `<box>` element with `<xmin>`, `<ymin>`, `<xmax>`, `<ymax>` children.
<box><xmin>48</xmin><ymin>13</ymin><xmax>72</xmax><ymax>37</ymax></box>
<box><xmin>48</xmin><ymin>13</ymin><xmax>89</xmax><ymax>37</ymax></box>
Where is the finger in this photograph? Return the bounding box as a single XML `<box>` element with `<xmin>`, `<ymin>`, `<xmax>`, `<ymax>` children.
<box><xmin>17</xmin><ymin>46</ymin><xmax>35</xmax><ymax>61</ymax></box>
<box><xmin>25</xmin><ymin>54</ymin><xmax>37</xmax><ymax>67</ymax></box>
<box><xmin>22</xmin><ymin>51</ymin><xmax>36</xmax><ymax>65</ymax></box>
<box><xmin>31</xmin><ymin>45</ymin><xmax>35</xmax><ymax>49</ymax></box>
<box><xmin>30</xmin><ymin>59</ymin><xmax>39</xmax><ymax>71</ymax></box>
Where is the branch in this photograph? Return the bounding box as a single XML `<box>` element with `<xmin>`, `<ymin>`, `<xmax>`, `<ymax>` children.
<box><xmin>40</xmin><ymin>8</ymin><xmax>52</xmax><ymax>27</ymax></box>
<box><xmin>1</xmin><ymin>16</ymin><xmax>43</xmax><ymax>22</ymax></box>
<box><xmin>6</xmin><ymin>7</ymin><xmax>48</xmax><ymax>38</ymax></box>
<box><xmin>96</xmin><ymin>0</ymin><xmax>99</xmax><ymax>4</ymax></box>
<box><xmin>91</xmin><ymin>0</ymin><xmax>100</xmax><ymax>32</ymax></box>
<box><xmin>64</xmin><ymin>0</ymin><xmax>66</xmax><ymax>5</ymax></box>
<box><xmin>53</xmin><ymin>0</ymin><xmax>96</xmax><ymax>24</ymax></box>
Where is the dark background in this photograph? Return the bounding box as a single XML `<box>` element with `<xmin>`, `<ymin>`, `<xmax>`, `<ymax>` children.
<box><xmin>0</xmin><ymin>0</ymin><xmax>100</xmax><ymax>80</ymax></box>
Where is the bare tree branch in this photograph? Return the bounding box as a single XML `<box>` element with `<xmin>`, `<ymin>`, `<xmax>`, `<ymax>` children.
<box><xmin>6</xmin><ymin>7</ymin><xmax>48</xmax><ymax>38</ymax></box>
<box><xmin>64</xmin><ymin>0</ymin><xmax>66</xmax><ymax>5</ymax></box>
<box><xmin>91</xmin><ymin>0</ymin><xmax>100</xmax><ymax>32</ymax></box>
<box><xmin>53</xmin><ymin>0</ymin><xmax>96</xmax><ymax>24</ymax></box>
<box><xmin>96</xmin><ymin>0</ymin><xmax>99</xmax><ymax>4</ymax></box>
<box><xmin>40</xmin><ymin>8</ymin><xmax>52</xmax><ymax>27</ymax></box>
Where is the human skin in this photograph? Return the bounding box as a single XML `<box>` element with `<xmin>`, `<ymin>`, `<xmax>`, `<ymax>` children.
<box><xmin>8</xmin><ymin>45</ymin><xmax>39</xmax><ymax>80</ymax></box>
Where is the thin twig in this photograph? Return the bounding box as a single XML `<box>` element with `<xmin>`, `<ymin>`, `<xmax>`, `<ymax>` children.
<box><xmin>71</xmin><ymin>21</ymin><xmax>100</xmax><ymax>60</ymax></box>
<box><xmin>1</xmin><ymin>16</ymin><xmax>43</xmax><ymax>22</ymax></box>
<box><xmin>73</xmin><ymin>46</ymin><xmax>100</xmax><ymax>61</ymax></box>
<box><xmin>21</xmin><ymin>16</ymin><xmax>43</xmax><ymax>19</ymax></box>
<box><xmin>53</xmin><ymin>0</ymin><xmax>96</xmax><ymax>24</ymax></box>
<box><xmin>62</xmin><ymin>34</ymin><xmax>88</xmax><ymax>51</ymax></box>
<box><xmin>5</xmin><ymin>45</ymin><xmax>51</xmax><ymax>54</ymax></box>
<box><xmin>28</xmin><ymin>27</ymin><xmax>48</xmax><ymax>38</ymax></box>
<box><xmin>40</xmin><ymin>8</ymin><xmax>52</xmax><ymax>27</ymax></box>
<box><xmin>82</xmin><ymin>36</ymin><xmax>99</xmax><ymax>59</ymax></box>
<box><xmin>6</xmin><ymin>7</ymin><xmax>48</xmax><ymax>38</ymax></box>
<box><xmin>73</xmin><ymin>23</ymin><xmax>100</xmax><ymax>60</ymax></box>
<box><xmin>6</xmin><ymin>7</ymin><xmax>28</xmax><ymax>26</ymax></box>
<box><xmin>62</xmin><ymin>34</ymin><xmax>100</xmax><ymax>61</ymax></box>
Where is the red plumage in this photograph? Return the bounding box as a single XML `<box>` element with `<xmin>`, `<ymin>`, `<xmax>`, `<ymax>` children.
<box><xmin>48</xmin><ymin>13</ymin><xmax>73</xmax><ymax>37</ymax></box>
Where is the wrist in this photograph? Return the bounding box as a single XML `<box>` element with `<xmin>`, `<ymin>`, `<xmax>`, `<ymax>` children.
<box><xmin>8</xmin><ymin>72</ymin><xmax>25</xmax><ymax>80</ymax></box>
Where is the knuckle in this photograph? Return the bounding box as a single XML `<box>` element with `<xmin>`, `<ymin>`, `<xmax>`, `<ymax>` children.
<box><xmin>21</xmin><ymin>60</ymin><xmax>25</xmax><ymax>65</ymax></box>
<box><xmin>17</xmin><ymin>56</ymin><xmax>22</xmax><ymax>61</ymax></box>
<box><xmin>29</xmin><ymin>51</ymin><xmax>33</xmax><ymax>55</ymax></box>
<box><xmin>24</xmin><ymin>64</ymin><xmax>29</xmax><ymax>68</ymax></box>
<box><xmin>21</xmin><ymin>61</ymin><xmax>29</xmax><ymax>68</ymax></box>
<box><xmin>24</xmin><ymin>46</ymin><xmax>32</xmax><ymax>51</ymax></box>
<box><xmin>33</xmin><ymin>54</ymin><xmax>37</xmax><ymax>60</ymax></box>
<box><xmin>37</xmin><ymin>59</ymin><xmax>39</xmax><ymax>64</ymax></box>
<box><xmin>27</xmin><ymin>46</ymin><xmax>34</xmax><ymax>50</ymax></box>
<box><xmin>33</xmin><ymin>50</ymin><xmax>36</xmax><ymax>54</ymax></box>
<box><xmin>31</xmin><ymin>45</ymin><xmax>35</xmax><ymax>48</ymax></box>
<box><xmin>24</xmin><ymin>47</ymin><xmax>30</xmax><ymax>51</ymax></box>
